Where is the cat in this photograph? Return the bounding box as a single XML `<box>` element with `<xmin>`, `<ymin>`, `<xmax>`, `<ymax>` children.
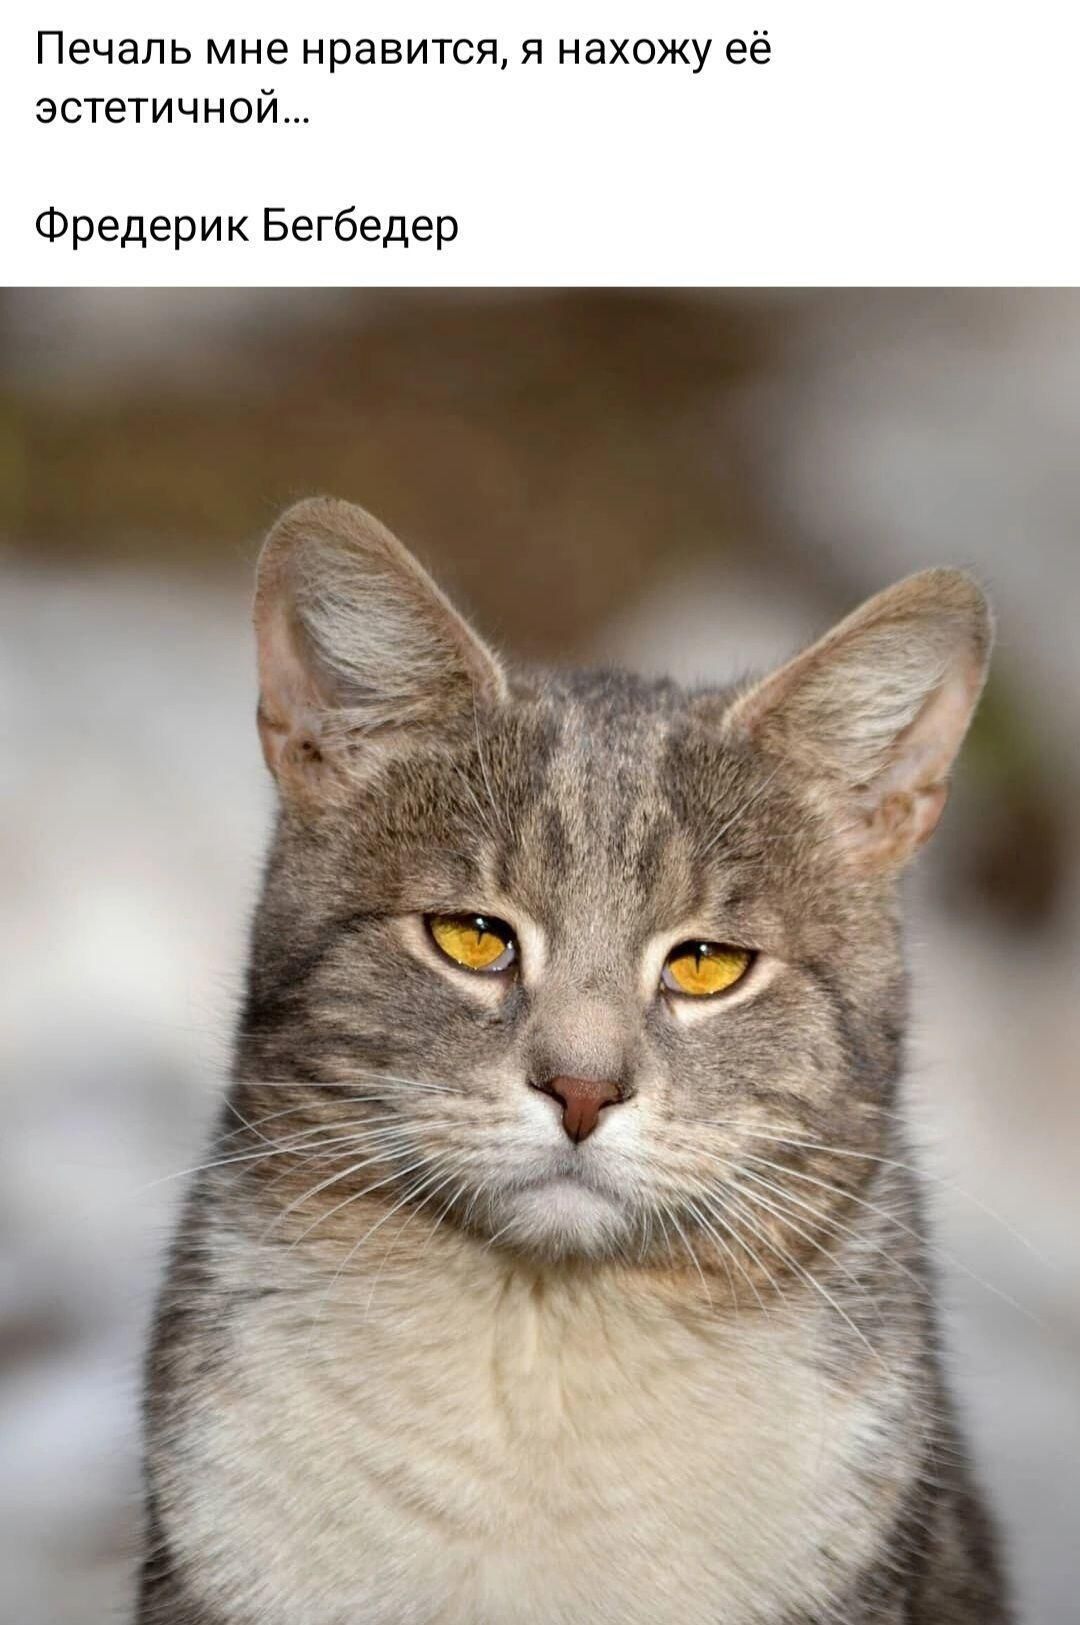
<box><xmin>138</xmin><ymin>496</ymin><xmax>1010</xmax><ymax>1624</ymax></box>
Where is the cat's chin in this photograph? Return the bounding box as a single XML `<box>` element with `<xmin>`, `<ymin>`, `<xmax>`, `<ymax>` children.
<box><xmin>489</xmin><ymin>1176</ymin><xmax>632</xmax><ymax>1260</ymax></box>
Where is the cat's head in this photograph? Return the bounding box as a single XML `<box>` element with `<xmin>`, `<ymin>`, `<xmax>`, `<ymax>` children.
<box><xmin>238</xmin><ymin>497</ymin><xmax>990</xmax><ymax>1274</ymax></box>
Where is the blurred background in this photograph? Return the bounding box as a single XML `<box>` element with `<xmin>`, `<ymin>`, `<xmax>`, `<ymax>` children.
<box><xmin>1</xmin><ymin>288</ymin><xmax>1078</xmax><ymax>1625</ymax></box>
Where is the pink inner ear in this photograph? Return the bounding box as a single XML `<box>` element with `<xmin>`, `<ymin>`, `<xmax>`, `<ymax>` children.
<box><xmin>911</xmin><ymin>782</ymin><xmax>950</xmax><ymax>848</ymax></box>
<box><xmin>876</xmin><ymin>657</ymin><xmax>983</xmax><ymax>798</ymax></box>
<box><xmin>844</xmin><ymin>782</ymin><xmax>950</xmax><ymax>872</ymax></box>
<box><xmin>842</xmin><ymin>658</ymin><xmax>983</xmax><ymax>871</ymax></box>
<box><xmin>255</xmin><ymin>595</ymin><xmax>328</xmax><ymax>777</ymax></box>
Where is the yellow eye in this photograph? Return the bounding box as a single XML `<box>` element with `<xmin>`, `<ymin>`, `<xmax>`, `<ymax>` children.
<box><xmin>662</xmin><ymin>942</ymin><xmax>752</xmax><ymax>998</ymax></box>
<box><xmin>427</xmin><ymin>913</ymin><xmax>517</xmax><ymax>974</ymax></box>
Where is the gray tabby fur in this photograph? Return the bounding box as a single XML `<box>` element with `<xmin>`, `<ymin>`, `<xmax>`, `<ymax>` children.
<box><xmin>139</xmin><ymin>498</ymin><xmax>1009</xmax><ymax>1624</ymax></box>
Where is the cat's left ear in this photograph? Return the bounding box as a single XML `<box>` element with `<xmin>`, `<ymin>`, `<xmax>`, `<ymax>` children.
<box><xmin>718</xmin><ymin>569</ymin><xmax>993</xmax><ymax>873</ymax></box>
<box><xmin>254</xmin><ymin>497</ymin><xmax>506</xmax><ymax>790</ymax></box>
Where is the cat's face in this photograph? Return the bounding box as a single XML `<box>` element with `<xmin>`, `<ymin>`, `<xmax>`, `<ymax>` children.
<box><xmin>246</xmin><ymin>676</ymin><xmax>898</xmax><ymax>1266</ymax></box>
<box><xmin>237</xmin><ymin>499</ymin><xmax>990</xmax><ymax>1280</ymax></box>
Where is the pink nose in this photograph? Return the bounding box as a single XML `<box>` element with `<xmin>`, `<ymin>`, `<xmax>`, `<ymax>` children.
<box><xmin>531</xmin><ymin>1075</ymin><xmax>624</xmax><ymax>1142</ymax></box>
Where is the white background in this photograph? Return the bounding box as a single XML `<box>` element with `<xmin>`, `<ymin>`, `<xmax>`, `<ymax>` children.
<box><xmin>2</xmin><ymin>0</ymin><xmax>1080</xmax><ymax>286</ymax></box>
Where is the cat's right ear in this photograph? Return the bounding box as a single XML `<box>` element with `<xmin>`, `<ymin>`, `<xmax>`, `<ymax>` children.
<box><xmin>253</xmin><ymin>497</ymin><xmax>506</xmax><ymax>792</ymax></box>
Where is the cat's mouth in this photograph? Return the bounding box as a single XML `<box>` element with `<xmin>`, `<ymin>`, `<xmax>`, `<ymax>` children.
<box><xmin>516</xmin><ymin>1149</ymin><xmax>620</xmax><ymax>1199</ymax></box>
<box><xmin>487</xmin><ymin>1155</ymin><xmax>634</xmax><ymax>1258</ymax></box>
<box><xmin>503</xmin><ymin>1176</ymin><xmax>626</xmax><ymax>1245</ymax></box>
<box><xmin>521</xmin><ymin>1169</ymin><xmax>609</xmax><ymax>1198</ymax></box>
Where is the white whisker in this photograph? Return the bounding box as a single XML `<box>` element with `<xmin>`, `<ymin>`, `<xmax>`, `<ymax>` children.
<box><xmin>271</xmin><ymin>1142</ymin><xmax>425</xmax><ymax>1246</ymax></box>
<box><xmin>726</xmin><ymin>1173</ymin><xmax>885</xmax><ymax>1326</ymax></box>
<box><xmin>683</xmin><ymin>1186</ymin><xmax>765</xmax><ymax>1312</ymax></box>
<box><xmin>717</xmin><ymin>1181</ymin><xmax>880</xmax><ymax>1360</ymax></box>
<box><xmin>737</xmin><ymin>1127</ymin><xmax>1054</xmax><ymax>1272</ymax></box>
<box><xmin>316</xmin><ymin>1155</ymin><xmax>463</xmax><ymax>1332</ymax></box>
<box><xmin>739</xmin><ymin>1150</ymin><xmax>1040</xmax><ymax>1326</ymax></box>
<box><xmin>732</xmin><ymin>1160</ymin><xmax>930</xmax><ymax>1300</ymax></box>
<box><xmin>134</xmin><ymin>1120</ymin><xmax>415</xmax><ymax>1193</ymax></box>
<box><xmin>665</xmin><ymin>1207</ymin><xmax>713</xmax><ymax>1305</ymax></box>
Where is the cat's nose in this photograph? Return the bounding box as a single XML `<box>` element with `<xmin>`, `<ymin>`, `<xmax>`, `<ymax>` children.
<box><xmin>530</xmin><ymin>1075</ymin><xmax>625</xmax><ymax>1143</ymax></box>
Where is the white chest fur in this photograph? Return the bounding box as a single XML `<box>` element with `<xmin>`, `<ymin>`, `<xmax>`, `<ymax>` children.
<box><xmin>165</xmin><ymin>1227</ymin><xmax>905</xmax><ymax>1625</ymax></box>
